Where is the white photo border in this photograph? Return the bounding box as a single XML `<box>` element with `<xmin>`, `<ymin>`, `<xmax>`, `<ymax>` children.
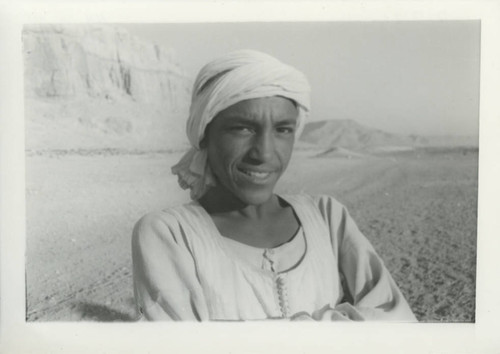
<box><xmin>1</xmin><ymin>1</ymin><xmax>499</xmax><ymax>353</ymax></box>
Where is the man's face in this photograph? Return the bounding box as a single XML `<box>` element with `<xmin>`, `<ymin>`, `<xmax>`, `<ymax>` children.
<box><xmin>204</xmin><ymin>96</ymin><xmax>299</xmax><ymax>206</ymax></box>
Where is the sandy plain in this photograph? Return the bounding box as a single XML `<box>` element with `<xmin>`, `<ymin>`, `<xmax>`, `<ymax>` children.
<box><xmin>25</xmin><ymin>146</ymin><xmax>478</xmax><ymax>322</ymax></box>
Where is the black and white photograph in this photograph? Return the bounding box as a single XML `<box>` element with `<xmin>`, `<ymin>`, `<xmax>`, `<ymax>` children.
<box><xmin>24</xmin><ymin>21</ymin><xmax>479</xmax><ymax>323</ymax></box>
<box><xmin>2</xmin><ymin>1</ymin><xmax>500</xmax><ymax>353</ymax></box>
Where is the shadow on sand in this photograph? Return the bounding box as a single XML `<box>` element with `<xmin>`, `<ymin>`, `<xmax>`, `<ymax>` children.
<box><xmin>76</xmin><ymin>302</ymin><xmax>135</xmax><ymax>322</ymax></box>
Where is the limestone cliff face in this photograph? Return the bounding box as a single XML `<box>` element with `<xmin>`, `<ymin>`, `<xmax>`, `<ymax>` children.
<box><xmin>23</xmin><ymin>24</ymin><xmax>192</xmax><ymax>151</ymax></box>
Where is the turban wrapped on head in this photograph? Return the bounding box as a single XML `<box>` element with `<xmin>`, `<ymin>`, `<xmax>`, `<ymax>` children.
<box><xmin>172</xmin><ymin>49</ymin><xmax>311</xmax><ymax>200</ymax></box>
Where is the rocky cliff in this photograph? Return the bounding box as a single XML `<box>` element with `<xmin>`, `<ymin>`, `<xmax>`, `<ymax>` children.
<box><xmin>23</xmin><ymin>24</ymin><xmax>192</xmax><ymax>151</ymax></box>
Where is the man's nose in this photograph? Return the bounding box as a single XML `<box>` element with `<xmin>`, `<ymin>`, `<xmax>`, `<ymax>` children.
<box><xmin>248</xmin><ymin>131</ymin><xmax>274</xmax><ymax>162</ymax></box>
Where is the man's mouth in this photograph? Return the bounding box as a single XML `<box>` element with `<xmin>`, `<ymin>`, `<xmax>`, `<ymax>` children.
<box><xmin>238</xmin><ymin>168</ymin><xmax>271</xmax><ymax>179</ymax></box>
<box><xmin>236</xmin><ymin>167</ymin><xmax>276</xmax><ymax>183</ymax></box>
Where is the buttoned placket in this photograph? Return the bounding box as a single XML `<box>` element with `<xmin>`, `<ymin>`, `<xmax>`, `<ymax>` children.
<box><xmin>263</xmin><ymin>248</ymin><xmax>290</xmax><ymax>318</ymax></box>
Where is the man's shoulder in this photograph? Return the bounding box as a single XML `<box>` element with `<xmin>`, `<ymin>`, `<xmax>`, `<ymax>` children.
<box><xmin>134</xmin><ymin>202</ymin><xmax>198</xmax><ymax>232</ymax></box>
<box><xmin>132</xmin><ymin>202</ymin><xmax>203</xmax><ymax>248</ymax></box>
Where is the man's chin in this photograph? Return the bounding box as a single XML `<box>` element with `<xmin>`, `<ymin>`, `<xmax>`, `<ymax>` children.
<box><xmin>234</xmin><ymin>188</ymin><xmax>276</xmax><ymax>207</ymax></box>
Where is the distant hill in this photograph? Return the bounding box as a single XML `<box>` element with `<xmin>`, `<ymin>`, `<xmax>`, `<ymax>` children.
<box><xmin>299</xmin><ymin>119</ymin><xmax>478</xmax><ymax>151</ymax></box>
<box><xmin>315</xmin><ymin>146</ymin><xmax>369</xmax><ymax>159</ymax></box>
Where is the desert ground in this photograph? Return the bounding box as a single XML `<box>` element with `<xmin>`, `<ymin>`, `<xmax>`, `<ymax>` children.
<box><xmin>25</xmin><ymin>146</ymin><xmax>478</xmax><ymax>322</ymax></box>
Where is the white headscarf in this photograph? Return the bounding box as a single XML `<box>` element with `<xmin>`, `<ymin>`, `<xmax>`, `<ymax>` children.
<box><xmin>172</xmin><ymin>49</ymin><xmax>311</xmax><ymax>200</ymax></box>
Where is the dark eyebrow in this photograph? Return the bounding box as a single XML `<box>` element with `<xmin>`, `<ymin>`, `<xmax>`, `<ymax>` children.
<box><xmin>222</xmin><ymin>116</ymin><xmax>256</xmax><ymax>124</ymax></box>
<box><xmin>221</xmin><ymin>117</ymin><xmax>297</xmax><ymax>127</ymax></box>
<box><xmin>275</xmin><ymin>119</ymin><xmax>298</xmax><ymax>125</ymax></box>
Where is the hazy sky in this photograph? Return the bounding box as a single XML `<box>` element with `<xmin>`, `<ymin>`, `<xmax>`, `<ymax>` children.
<box><xmin>122</xmin><ymin>21</ymin><xmax>480</xmax><ymax>137</ymax></box>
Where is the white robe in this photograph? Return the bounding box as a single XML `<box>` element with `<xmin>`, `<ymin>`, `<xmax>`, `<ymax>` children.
<box><xmin>132</xmin><ymin>194</ymin><xmax>416</xmax><ymax>321</ymax></box>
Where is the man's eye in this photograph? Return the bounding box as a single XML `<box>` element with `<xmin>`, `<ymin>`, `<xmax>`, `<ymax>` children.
<box><xmin>230</xmin><ymin>126</ymin><xmax>253</xmax><ymax>133</ymax></box>
<box><xmin>276</xmin><ymin>126</ymin><xmax>295</xmax><ymax>134</ymax></box>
